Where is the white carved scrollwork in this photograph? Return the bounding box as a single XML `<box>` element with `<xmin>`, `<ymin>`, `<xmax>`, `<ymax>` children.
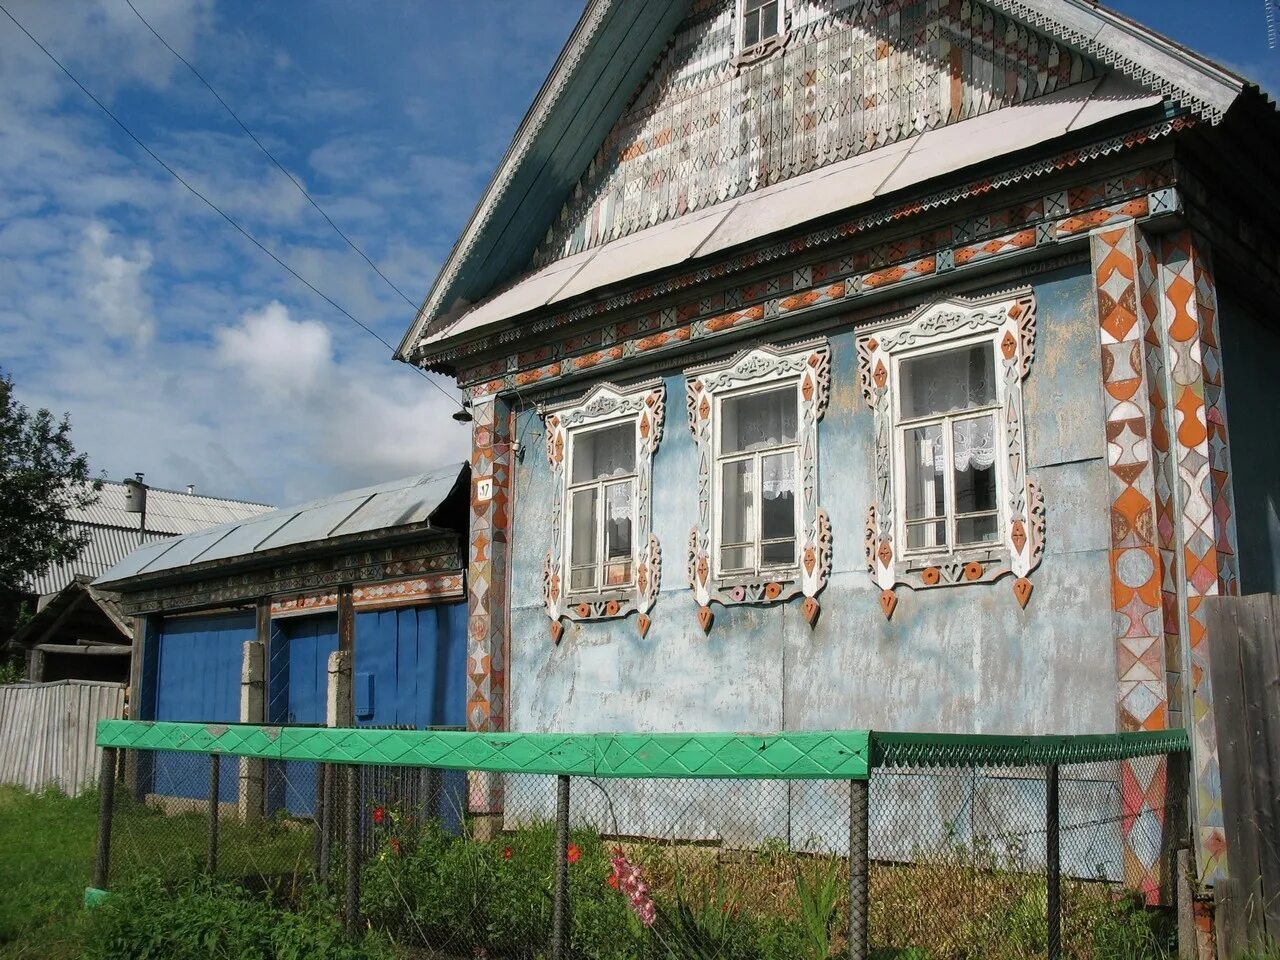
<box><xmin>542</xmin><ymin>380</ymin><xmax>665</xmax><ymax>643</ymax></box>
<box><xmin>857</xmin><ymin>290</ymin><xmax>1045</xmax><ymax>618</ymax></box>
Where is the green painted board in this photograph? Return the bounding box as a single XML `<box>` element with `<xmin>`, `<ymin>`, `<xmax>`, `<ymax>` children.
<box><xmin>98</xmin><ymin>721</ymin><xmax>1183</xmax><ymax>778</ymax></box>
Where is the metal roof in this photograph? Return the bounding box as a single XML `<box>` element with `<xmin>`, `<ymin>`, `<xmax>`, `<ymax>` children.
<box><xmin>25</xmin><ymin>481</ymin><xmax>274</xmax><ymax>596</ymax></box>
<box><xmin>93</xmin><ymin>465</ymin><xmax>468</xmax><ymax>587</ymax></box>
<box><xmin>417</xmin><ymin>75</ymin><xmax>1161</xmax><ymax>352</ymax></box>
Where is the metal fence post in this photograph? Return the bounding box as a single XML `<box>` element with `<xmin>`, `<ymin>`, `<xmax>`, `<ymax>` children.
<box><xmin>849</xmin><ymin>777</ymin><xmax>869</xmax><ymax>960</ymax></box>
<box><xmin>92</xmin><ymin>746</ymin><xmax>118</xmax><ymax>891</ymax></box>
<box><xmin>314</xmin><ymin>761</ymin><xmax>326</xmax><ymax>876</ymax></box>
<box><xmin>1046</xmin><ymin>763</ymin><xmax>1061</xmax><ymax>960</ymax></box>
<box><xmin>551</xmin><ymin>774</ymin><xmax>571</xmax><ymax>960</ymax></box>
<box><xmin>345</xmin><ymin>764</ymin><xmax>360</xmax><ymax>935</ymax></box>
<box><xmin>207</xmin><ymin>753</ymin><xmax>221</xmax><ymax>874</ymax></box>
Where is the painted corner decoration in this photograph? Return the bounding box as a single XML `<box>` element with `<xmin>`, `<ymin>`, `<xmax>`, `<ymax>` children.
<box><xmin>858</xmin><ymin>290</ymin><xmax>1045</xmax><ymax>619</ymax></box>
<box><xmin>685</xmin><ymin>340</ymin><xmax>832</xmax><ymax>633</ymax></box>
<box><xmin>543</xmin><ymin>381</ymin><xmax>665</xmax><ymax>643</ymax></box>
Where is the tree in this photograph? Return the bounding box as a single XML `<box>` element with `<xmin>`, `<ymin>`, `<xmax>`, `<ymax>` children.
<box><xmin>0</xmin><ymin>368</ymin><xmax>100</xmax><ymax>591</ymax></box>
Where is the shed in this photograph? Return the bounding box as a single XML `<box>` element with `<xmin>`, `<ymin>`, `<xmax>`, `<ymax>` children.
<box><xmin>6</xmin><ymin>576</ymin><xmax>132</xmax><ymax>683</ymax></box>
<box><xmin>93</xmin><ymin>465</ymin><xmax>470</xmax><ymax>817</ymax></box>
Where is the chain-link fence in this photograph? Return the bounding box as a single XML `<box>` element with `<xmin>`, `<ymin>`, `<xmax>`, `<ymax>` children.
<box><xmin>90</xmin><ymin>727</ymin><xmax>1190</xmax><ymax>960</ymax></box>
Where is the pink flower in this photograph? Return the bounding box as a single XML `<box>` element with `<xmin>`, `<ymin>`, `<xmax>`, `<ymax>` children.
<box><xmin>609</xmin><ymin>853</ymin><xmax>656</xmax><ymax>927</ymax></box>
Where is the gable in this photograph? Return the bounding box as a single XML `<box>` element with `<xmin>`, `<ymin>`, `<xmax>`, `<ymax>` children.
<box><xmin>534</xmin><ymin>0</ymin><xmax>1106</xmax><ymax>267</ymax></box>
<box><xmin>400</xmin><ymin>0</ymin><xmax>1247</xmax><ymax>365</ymax></box>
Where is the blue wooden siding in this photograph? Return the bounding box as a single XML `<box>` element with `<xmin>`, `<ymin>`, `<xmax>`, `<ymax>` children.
<box><xmin>353</xmin><ymin>603</ymin><xmax>467</xmax><ymax>729</ymax></box>
<box><xmin>268</xmin><ymin>614</ymin><xmax>339</xmax><ymax>816</ymax></box>
<box><xmin>355</xmin><ymin>602</ymin><xmax>468</xmax><ymax>831</ymax></box>
<box><xmin>149</xmin><ymin>611</ymin><xmax>254</xmax><ymax>803</ymax></box>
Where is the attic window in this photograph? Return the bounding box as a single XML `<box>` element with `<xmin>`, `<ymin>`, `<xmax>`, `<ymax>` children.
<box><xmin>738</xmin><ymin>0</ymin><xmax>784</xmax><ymax>55</ymax></box>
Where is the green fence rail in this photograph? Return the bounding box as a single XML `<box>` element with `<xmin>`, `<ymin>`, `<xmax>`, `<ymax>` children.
<box><xmin>96</xmin><ymin>720</ymin><xmax>1189</xmax><ymax>779</ymax></box>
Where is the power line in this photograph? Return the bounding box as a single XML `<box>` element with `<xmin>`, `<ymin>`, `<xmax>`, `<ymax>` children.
<box><xmin>0</xmin><ymin>1</ymin><xmax>463</xmax><ymax>411</ymax></box>
<box><xmin>122</xmin><ymin>0</ymin><xmax>419</xmax><ymax>312</ymax></box>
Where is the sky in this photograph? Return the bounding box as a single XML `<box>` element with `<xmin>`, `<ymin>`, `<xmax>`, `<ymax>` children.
<box><xmin>0</xmin><ymin>0</ymin><xmax>1275</xmax><ymax>508</ymax></box>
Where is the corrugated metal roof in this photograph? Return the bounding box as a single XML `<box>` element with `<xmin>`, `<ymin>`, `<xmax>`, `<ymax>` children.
<box><xmin>24</xmin><ymin>481</ymin><xmax>274</xmax><ymax>596</ymax></box>
<box><xmin>94</xmin><ymin>465</ymin><xmax>467</xmax><ymax>587</ymax></box>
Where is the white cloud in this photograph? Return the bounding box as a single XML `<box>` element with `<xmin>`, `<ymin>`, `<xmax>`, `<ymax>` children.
<box><xmin>79</xmin><ymin>221</ymin><xmax>155</xmax><ymax>347</ymax></box>
<box><xmin>215</xmin><ymin>300</ymin><xmax>332</xmax><ymax>399</ymax></box>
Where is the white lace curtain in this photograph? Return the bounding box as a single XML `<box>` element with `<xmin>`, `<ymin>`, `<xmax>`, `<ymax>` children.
<box><xmin>574</xmin><ymin>425</ymin><xmax>634</xmax><ymax>483</ymax></box>
<box><xmin>604</xmin><ymin>481</ymin><xmax>632</xmax><ymax>523</ymax></box>
<box><xmin>917</xmin><ymin>416</ymin><xmax>997</xmax><ymax>472</ymax></box>
<box><xmin>724</xmin><ymin>389</ymin><xmax>798</xmax><ymax>501</ymax></box>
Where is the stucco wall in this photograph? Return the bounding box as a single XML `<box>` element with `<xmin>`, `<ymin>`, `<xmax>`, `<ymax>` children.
<box><xmin>1218</xmin><ymin>295</ymin><xmax>1280</xmax><ymax>595</ymax></box>
<box><xmin>508</xmin><ymin>266</ymin><xmax>1118</xmax><ymax>737</ymax></box>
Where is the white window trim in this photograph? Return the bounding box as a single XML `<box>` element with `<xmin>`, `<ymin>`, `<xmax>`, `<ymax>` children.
<box><xmin>711</xmin><ymin>378</ymin><xmax>803</xmax><ymax>582</ymax></box>
<box><xmin>890</xmin><ymin>331</ymin><xmax>1007</xmax><ymax>561</ymax></box>
<box><xmin>858</xmin><ymin>290</ymin><xmax>1045</xmax><ymax>618</ymax></box>
<box><xmin>543</xmin><ymin>381</ymin><xmax>665</xmax><ymax>642</ymax></box>
<box><xmin>686</xmin><ymin>340</ymin><xmax>831</xmax><ymax>633</ymax></box>
<box><xmin>734</xmin><ymin>0</ymin><xmax>789</xmax><ymax>64</ymax></box>
<box><xmin>564</xmin><ymin>420</ymin><xmax>639</xmax><ymax>597</ymax></box>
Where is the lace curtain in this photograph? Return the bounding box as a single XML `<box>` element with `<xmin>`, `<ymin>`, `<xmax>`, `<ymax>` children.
<box><xmin>724</xmin><ymin>389</ymin><xmax>797</xmax><ymax>501</ymax></box>
<box><xmin>604</xmin><ymin>481</ymin><xmax>633</xmax><ymax>523</ymax></box>
<box><xmin>574</xmin><ymin>425</ymin><xmax>634</xmax><ymax>483</ymax></box>
<box><xmin>901</xmin><ymin>344</ymin><xmax>996</xmax><ymax>419</ymax></box>
<box><xmin>916</xmin><ymin>416</ymin><xmax>997</xmax><ymax>472</ymax></box>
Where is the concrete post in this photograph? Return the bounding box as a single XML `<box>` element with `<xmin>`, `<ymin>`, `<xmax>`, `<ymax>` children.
<box><xmin>327</xmin><ymin>650</ymin><xmax>352</xmax><ymax>728</ymax></box>
<box><xmin>239</xmin><ymin>636</ymin><xmax>265</xmax><ymax>821</ymax></box>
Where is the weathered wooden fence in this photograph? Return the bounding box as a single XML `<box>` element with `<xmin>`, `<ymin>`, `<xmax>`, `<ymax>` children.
<box><xmin>0</xmin><ymin>680</ymin><xmax>125</xmax><ymax>796</ymax></box>
<box><xmin>1206</xmin><ymin>593</ymin><xmax>1280</xmax><ymax>956</ymax></box>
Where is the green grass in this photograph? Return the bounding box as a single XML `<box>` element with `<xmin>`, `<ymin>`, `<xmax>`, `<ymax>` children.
<box><xmin>0</xmin><ymin>785</ymin><xmax>316</xmax><ymax>959</ymax></box>
<box><xmin>0</xmin><ymin>785</ymin><xmax>97</xmax><ymax>959</ymax></box>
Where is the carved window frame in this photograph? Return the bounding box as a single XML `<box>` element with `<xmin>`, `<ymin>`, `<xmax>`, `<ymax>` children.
<box><xmin>687</xmin><ymin>340</ymin><xmax>831</xmax><ymax>633</ymax></box>
<box><xmin>858</xmin><ymin>290</ymin><xmax>1045</xmax><ymax>619</ymax></box>
<box><xmin>733</xmin><ymin>0</ymin><xmax>790</xmax><ymax>67</ymax></box>
<box><xmin>543</xmin><ymin>381</ymin><xmax>664</xmax><ymax>644</ymax></box>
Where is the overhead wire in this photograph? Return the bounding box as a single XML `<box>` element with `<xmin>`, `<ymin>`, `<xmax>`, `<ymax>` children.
<box><xmin>122</xmin><ymin>0</ymin><xmax>419</xmax><ymax>312</ymax></box>
<box><xmin>0</xmin><ymin>1</ymin><xmax>464</xmax><ymax>411</ymax></box>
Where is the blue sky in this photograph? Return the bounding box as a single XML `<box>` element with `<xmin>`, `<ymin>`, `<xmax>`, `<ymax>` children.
<box><xmin>0</xmin><ymin>0</ymin><xmax>1274</xmax><ymax>507</ymax></box>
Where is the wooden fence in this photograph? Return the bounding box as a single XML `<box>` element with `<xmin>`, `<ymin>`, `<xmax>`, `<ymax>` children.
<box><xmin>0</xmin><ymin>680</ymin><xmax>125</xmax><ymax>797</ymax></box>
<box><xmin>1206</xmin><ymin>593</ymin><xmax>1280</xmax><ymax>956</ymax></box>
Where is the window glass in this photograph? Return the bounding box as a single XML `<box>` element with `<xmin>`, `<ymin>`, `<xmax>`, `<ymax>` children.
<box><xmin>720</xmin><ymin>459</ymin><xmax>755</xmax><ymax>572</ymax></box>
<box><xmin>900</xmin><ymin>343</ymin><xmax>996</xmax><ymax>419</ymax></box>
<box><xmin>759</xmin><ymin>451</ymin><xmax>795</xmax><ymax>566</ymax></box>
<box><xmin>568</xmin><ymin>487</ymin><xmax>598</xmax><ymax>591</ymax></box>
<box><xmin>571</xmin><ymin>423</ymin><xmax>635</xmax><ymax>483</ymax></box>
<box><xmin>720</xmin><ymin>386</ymin><xmax>797</xmax><ymax>454</ymax></box>
<box><xmin>743</xmin><ymin>0</ymin><xmax>779</xmax><ymax>47</ymax></box>
<box><xmin>604</xmin><ymin>481</ymin><xmax>633</xmax><ymax>586</ymax></box>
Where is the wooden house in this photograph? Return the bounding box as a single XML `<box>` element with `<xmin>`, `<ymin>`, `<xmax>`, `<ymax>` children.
<box><xmin>396</xmin><ymin>0</ymin><xmax>1280</xmax><ymax>903</ymax></box>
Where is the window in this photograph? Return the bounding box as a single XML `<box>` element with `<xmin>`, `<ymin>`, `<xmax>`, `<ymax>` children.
<box><xmin>542</xmin><ymin>382</ymin><xmax>665</xmax><ymax>641</ymax></box>
<box><xmin>567</xmin><ymin>422</ymin><xmax>636</xmax><ymax>593</ymax></box>
<box><xmin>716</xmin><ymin>384</ymin><xmax>799</xmax><ymax>576</ymax></box>
<box><xmin>858</xmin><ymin>291</ymin><xmax>1045</xmax><ymax>616</ymax></box>
<box><xmin>740</xmin><ymin>0</ymin><xmax>781</xmax><ymax>50</ymax></box>
<box><xmin>896</xmin><ymin>341</ymin><xmax>1001</xmax><ymax>554</ymax></box>
<box><xmin>686</xmin><ymin>341</ymin><xmax>832</xmax><ymax>632</ymax></box>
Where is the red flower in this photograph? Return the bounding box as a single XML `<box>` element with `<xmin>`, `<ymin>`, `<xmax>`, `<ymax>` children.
<box><xmin>607</xmin><ymin>874</ymin><xmax>619</xmax><ymax>889</ymax></box>
<box><xmin>372</xmin><ymin>806</ymin><xmax>386</xmax><ymax>825</ymax></box>
<box><xmin>567</xmin><ymin>843</ymin><xmax>581</xmax><ymax>865</ymax></box>
<box><xmin>502</xmin><ymin>847</ymin><xmax>513</xmax><ymax>860</ymax></box>
<box><xmin>389</xmin><ymin>837</ymin><xmax>401</xmax><ymax>855</ymax></box>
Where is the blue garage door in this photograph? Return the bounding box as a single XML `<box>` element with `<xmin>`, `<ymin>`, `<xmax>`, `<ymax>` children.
<box><xmin>354</xmin><ymin>602</ymin><xmax>467</xmax><ymax>829</ymax></box>
<box><xmin>150</xmin><ymin>611</ymin><xmax>255</xmax><ymax>803</ymax></box>
<box><xmin>267</xmin><ymin>614</ymin><xmax>339</xmax><ymax>816</ymax></box>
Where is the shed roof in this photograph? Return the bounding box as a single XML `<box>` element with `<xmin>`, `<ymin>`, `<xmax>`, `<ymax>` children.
<box><xmin>93</xmin><ymin>465</ymin><xmax>468</xmax><ymax>588</ymax></box>
<box><xmin>397</xmin><ymin>0</ymin><xmax>1249</xmax><ymax>366</ymax></box>
<box><xmin>25</xmin><ymin>481</ymin><xmax>274</xmax><ymax>595</ymax></box>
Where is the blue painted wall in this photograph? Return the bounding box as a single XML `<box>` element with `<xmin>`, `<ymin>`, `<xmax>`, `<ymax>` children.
<box><xmin>1218</xmin><ymin>294</ymin><xmax>1280</xmax><ymax>595</ymax></box>
<box><xmin>267</xmin><ymin>614</ymin><xmax>339</xmax><ymax>815</ymax></box>
<box><xmin>149</xmin><ymin>611</ymin><xmax>254</xmax><ymax>803</ymax></box>
<box><xmin>508</xmin><ymin>266</ymin><xmax>1118</xmax><ymax>737</ymax></box>
<box><xmin>354</xmin><ymin>602</ymin><xmax>468</xmax><ymax>729</ymax></box>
